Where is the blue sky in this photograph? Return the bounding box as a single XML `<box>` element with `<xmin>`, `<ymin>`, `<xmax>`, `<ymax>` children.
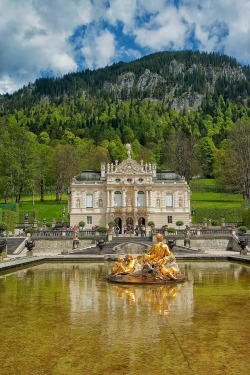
<box><xmin>0</xmin><ymin>0</ymin><xmax>250</xmax><ymax>94</ymax></box>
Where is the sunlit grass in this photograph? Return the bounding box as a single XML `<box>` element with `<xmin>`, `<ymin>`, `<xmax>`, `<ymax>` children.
<box><xmin>19</xmin><ymin>194</ymin><xmax>68</xmax><ymax>223</ymax></box>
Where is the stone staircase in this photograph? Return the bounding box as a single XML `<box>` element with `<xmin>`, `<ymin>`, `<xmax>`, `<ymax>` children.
<box><xmin>70</xmin><ymin>235</ymin><xmax>196</xmax><ymax>255</ymax></box>
<box><xmin>6</xmin><ymin>237</ymin><xmax>26</xmax><ymax>255</ymax></box>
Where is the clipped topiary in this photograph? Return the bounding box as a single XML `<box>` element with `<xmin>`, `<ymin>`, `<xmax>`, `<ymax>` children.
<box><xmin>79</xmin><ymin>221</ymin><xmax>85</xmax><ymax>227</ymax></box>
<box><xmin>96</xmin><ymin>226</ymin><xmax>108</xmax><ymax>233</ymax></box>
<box><xmin>108</xmin><ymin>221</ymin><xmax>116</xmax><ymax>227</ymax></box>
<box><xmin>176</xmin><ymin>221</ymin><xmax>184</xmax><ymax>227</ymax></box>
<box><xmin>211</xmin><ymin>220</ymin><xmax>219</xmax><ymax>226</ymax></box>
<box><xmin>238</xmin><ymin>226</ymin><xmax>248</xmax><ymax>234</ymax></box>
<box><xmin>167</xmin><ymin>227</ymin><xmax>176</xmax><ymax>233</ymax></box>
<box><xmin>147</xmin><ymin>221</ymin><xmax>155</xmax><ymax>226</ymax></box>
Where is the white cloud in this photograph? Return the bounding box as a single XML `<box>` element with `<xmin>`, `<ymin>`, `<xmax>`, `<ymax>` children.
<box><xmin>0</xmin><ymin>0</ymin><xmax>249</xmax><ymax>94</ymax></box>
<box><xmin>134</xmin><ymin>7</ymin><xmax>187</xmax><ymax>50</ymax></box>
<box><xmin>81</xmin><ymin>29</ymin><xmax>116</xmax><ymax>69</ymax></box>
<box><xmin>0</xmin><ymin>75</ymin><xmax>24</xmax><ymax>94</ymax></box>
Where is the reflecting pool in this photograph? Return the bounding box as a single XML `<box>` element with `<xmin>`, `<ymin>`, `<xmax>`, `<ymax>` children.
<box><xmin>0</xmin><ymin>262</ymin><xmax>249</xmax><ymax>375</ymax></box>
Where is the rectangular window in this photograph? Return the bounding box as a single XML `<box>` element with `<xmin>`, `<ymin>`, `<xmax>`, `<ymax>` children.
<box><xmin>86</xmin><ymin>194</ymin><xmax>93</xmax><ymax>208</ymax></box>
<box><xmin>87</xmin><ymin>216</ymin><xmax>92</xmax><ymax>224</ymax></box>
<box><xmin>168</xmin><ymin>216</ymin><xmax>172</xmax><ymax>224</ymax></box>
<box><xmin>166</xmin><ymin>193</ymin><xmax>173</xmax><ymax>207</ymax></box>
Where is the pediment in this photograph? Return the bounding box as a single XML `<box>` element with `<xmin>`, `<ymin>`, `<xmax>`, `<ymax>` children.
<box><xmin>115</xmin><ymin>159</ymin><xmax>144</xmax><ymax>174</ymax></box>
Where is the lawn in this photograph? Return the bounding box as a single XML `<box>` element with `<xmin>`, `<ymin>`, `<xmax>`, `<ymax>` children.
<box><xmin>18</xmin><ymin>194</ymin><xmax>68</xmax><ymax>223</ymax></box>
<box><xmin>191</xmin><ymin>192</ymin><xmax>243</xmax><ymax>208</ymax></box>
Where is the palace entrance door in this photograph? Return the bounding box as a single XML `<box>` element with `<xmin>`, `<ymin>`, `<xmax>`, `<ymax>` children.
<box><xmin>115</xmin><ymin>217</ymin><xmax>122</xmax><ymax>233</ymax></box>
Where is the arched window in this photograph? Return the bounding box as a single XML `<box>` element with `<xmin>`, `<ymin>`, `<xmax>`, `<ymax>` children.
<box><xmin>114</xmin><ymin>191</ymin><xmax>122</xmax><ymax>207</ymax></box>
<box><xmin>137</xmin><ymin>191</ymin><xmax>145</xmax><ymax>207</ymax></box>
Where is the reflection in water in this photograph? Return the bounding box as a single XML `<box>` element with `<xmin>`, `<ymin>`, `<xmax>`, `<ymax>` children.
<box><xmin>112</xmin><ymin>284</ymin><xmax>180</xmax><ymax>316</ymax></box>
<box><xmin>0</xmin><ymin>261</ymin><xmax>249</xmax><ymax>375</ymax></box>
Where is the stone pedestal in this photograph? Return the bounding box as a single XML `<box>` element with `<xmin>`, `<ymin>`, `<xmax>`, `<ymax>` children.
<box><xmin>240</xmin><ymin>248</ymin><xmax>247</xmax><ymax>256</ymax></box>
<box><xmin>61</xmin><ymin>249</ymin><xmax>69</xmax><ymax>255</ymax></box>
<box><xmin>108</xmin><ymin>230</ymin><xmax>113</xmax><ymax>242</ymax></box>
<box><xmin>0</xmin><ymin>255</ymin><xmax>3</xmax><ymax>262</ymax></box>
<box><xmin>33</xmin><ymin>219</ymin><xmax>37</xmax><ymax>228</ymax></box>
<box><xmin>152</xmin><ymin>232</ymin><xmax>157</xmax><ymax>242</ymax></box>
<box><xmin>26</xmin><ymin>250</ymin><xmax>33</xmax><ymax>256</ymax></box>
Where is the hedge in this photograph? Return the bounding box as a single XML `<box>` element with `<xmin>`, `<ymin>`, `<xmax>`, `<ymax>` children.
<box><xmin>243</xmin><ymin>199</ymin><xmax>250</xmax><ymax>209</ymax></box>
<box><xmin>194</xmin><ymin>206</ymin><xmax>242</xmax><ymax>223</ymax></box>
<box><xmin>15</xmin><ymin>203</ymin><xmax>19</xmax><ymax>223</ymax></box>
<box><xmin>19</xmin><ymin>210</ymin><xmax>37</xmax><ymax>224</ymax></box>
<box><xmin>242</xmin><ymin>208</ymin><xmax>250</xmax><ymax>228</ymax></box>
<box><xmin>0</xmin><ymin>203</ymin><xmax>15</xmax><ymax>211</ymax></box>
<box><xmin>0</xmin><ymin>208</ymin><xmax>2</xmax><ymax>221</ymax></box>
<box><xmin>3</xmin><ymin>210</ymin><xmax>16</xmax><ymax>233</ymax></box>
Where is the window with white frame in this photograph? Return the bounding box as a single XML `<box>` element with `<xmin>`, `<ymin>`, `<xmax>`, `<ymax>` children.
<box><xmin>86</xmin><ymin>194</ymin><xmax>93</xmax><ymax>208</ymax></box>
<box><xmin>87</xmin><ymin>216</ymin><xmax>92</xmax><ymax>224</ymax></box>
<box><xmin>137</xmin><ymin>191</ymin><xmax>145</xmax><ymax>207</ymax></box>
<box><xmin>168</xmin><ymin>216</ymin><xmax>172</xmax><ymax>224</ymax></box>
<box><xmin>114</xmin><ymin>191</ymin><xmax>122</xmax><ymax>207</ymax></box>
<box><xmin>166</xmin><ymin>193</ymin><xmax>173</xmax><ymax>207</ymax></box>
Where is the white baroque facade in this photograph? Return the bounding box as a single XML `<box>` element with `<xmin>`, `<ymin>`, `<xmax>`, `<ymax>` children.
<box><xmin>68</xmin><ymin>150</ymin><xmax>191</xmax><ymax>230</ymax></box>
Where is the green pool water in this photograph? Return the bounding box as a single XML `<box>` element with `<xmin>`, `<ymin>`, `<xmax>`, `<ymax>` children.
<box><xmin>0</xmin><ymin>261</ymin><xmax>249</xmax><ymax>375</ymax></box>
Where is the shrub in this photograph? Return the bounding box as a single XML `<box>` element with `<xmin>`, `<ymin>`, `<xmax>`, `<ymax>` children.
<box><xmin>25</xmin><ymin>227</ymin><xmax>36</xmax><ymax>234</ymax></box>
<box><xmin>211</xmin><ymin>220</ymin><xmax>219</xmax><ymax>226</ymax></box>
<box><xmin>3</xmin><ymin>211</ymin><xmax>16</xmax><ymax>233</ymax></box>
<box><xmin>46</xmin><ymin>222</ymin><xmax>52</xmax><ymax>227</ymax></box>
<box><xmin>96</xmin><ymin>226</ymin><xmax>108</xmax><ymax>233</ymax></box>
<box><xmin>0</xmin><ymin>222</ymin><xmax>8</xmax><ymax>233</ymax></box>
<box><xmin>147</xmin><ymin>221</ymin><xmax>155</xmax><ymax>226</ymax></box>
<box><xmin>108</xmin><ymin>221</ymin><xmax>116</xmax><ymax>227</ymax></box>
<box><xmin>79</xmin><ymin>221</ymin><xmax>86</xmax><ymax>227</ymax></box>
<box><xmin>176</xmin><ymin>220</ymin><xmax>184</xmax><ymax>227</ymax></box>
<box><xmin>167</xmin><ymin>227</ymin><xmax>176</xmax><ymax>233</ymax></box>
<box><xmin>238</xmin><ymin>226</ymin><xmax>248</xmax><ymax>234</ymax></box>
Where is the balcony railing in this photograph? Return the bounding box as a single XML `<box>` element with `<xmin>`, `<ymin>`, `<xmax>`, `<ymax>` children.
<box><xmin>31</xmin><ymin>230</ymin><xmax>96</xmax><ymax>237</ymax></box>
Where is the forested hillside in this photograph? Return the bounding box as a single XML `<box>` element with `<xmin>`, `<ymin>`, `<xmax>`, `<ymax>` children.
<box><xmin>0</xmin><ymin>50</ymin><xmax>249</xmax><ymax>203</ymax></box>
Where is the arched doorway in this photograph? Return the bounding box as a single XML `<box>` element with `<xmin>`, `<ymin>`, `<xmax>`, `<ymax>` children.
<box><xmin>138</xmin><ymin>217</ymin><xmax>145</xmax><ymax>226</ymax></box>
<box><xmin>115</xmin><ymin>217</ymin><xmax>122</xmax><ymax>233</ymax></box>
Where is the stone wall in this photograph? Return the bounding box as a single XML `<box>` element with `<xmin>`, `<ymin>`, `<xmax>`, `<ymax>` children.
<box><xmin>175</xmin><ymin>236</ymin><xmax>237</xmax><ymax>251</ymax></box>
<box><xmin>29</xmin><ymin>238</ymin><xmax>95</xmax><ymax>254</ymax></box>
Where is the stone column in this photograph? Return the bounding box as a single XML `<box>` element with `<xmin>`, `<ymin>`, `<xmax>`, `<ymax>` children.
<box><xmin>146</xmin><ymin>190</ymin><xmax>149</xmax><ymax>207</ymax></box>
<box><xmin>149</xmin><ymin>191</ymin><xmax>152</xmax><ymax>207</ymax></box>
<box><xmin>134</xmin><ymin>189</ymin><xmax>137</xmax><ymax>207</ymax></box>
<box><xmin>111</xmin><ymin>191</ymin><xmax>114</xmax><ymax>208</ymax></box>
<box><xmin>122</xmin><ymin>189</ymin><xmax>126</xmax><ymax>207</ymax></box>
<box><xmin>107</xmin><ymin>190</ymin><xmax>110</xmax><ymax>208</ymax></box>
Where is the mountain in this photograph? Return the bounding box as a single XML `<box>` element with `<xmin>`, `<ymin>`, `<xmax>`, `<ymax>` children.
<box><xmin>1</xmin><ymin>50</ymin><xmax>250</xmax><ymax>111</ymax></box>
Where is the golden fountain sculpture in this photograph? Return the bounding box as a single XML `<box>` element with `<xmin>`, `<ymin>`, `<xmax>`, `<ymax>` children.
<box><xmin>108</xmin><ymin>233</ymin><xmax>188</xmax><ymax>284</ymax></box>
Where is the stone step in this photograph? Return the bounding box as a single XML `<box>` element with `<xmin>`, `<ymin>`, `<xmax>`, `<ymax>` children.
<box><xmin>5</xmin><ymin>237</ymin><xmax>25</xmax><ymax>255</ymax></box>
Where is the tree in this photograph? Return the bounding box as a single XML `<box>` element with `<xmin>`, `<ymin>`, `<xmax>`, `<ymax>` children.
<box><xmin>214</xmin><ymin>120</ymin><xmax>250</xmax><ymax>199</ymax></box>
<box><xmin>163</xmin><ymin>133</ymin><xmax>201</xmax><ymax>183</ymax></box>
<box><xmin>194</xmin><ymin>137</ymin><xmax>216</xmax><ymax>177</ymax></box>
<box><xmin>50</xmin><ymin>144</ymin><xmax>81</xmax><ymax>203</ymax></box>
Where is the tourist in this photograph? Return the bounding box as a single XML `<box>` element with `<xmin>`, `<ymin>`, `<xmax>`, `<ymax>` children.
<box><xmin>115</xmin><ymin>225</ymin><xmax>120</xmax><ymax>237</ymax></box>
<box><xmin>123</xmin><ymin>225</ymin><xmax>127</xmax><ymax>235</ymax></box>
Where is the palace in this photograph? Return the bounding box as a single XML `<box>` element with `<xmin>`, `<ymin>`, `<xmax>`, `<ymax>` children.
<box><xmin>68</xmin><ymin>145</ymin><xmax>191</xmax><ymax>230</ymax></box>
